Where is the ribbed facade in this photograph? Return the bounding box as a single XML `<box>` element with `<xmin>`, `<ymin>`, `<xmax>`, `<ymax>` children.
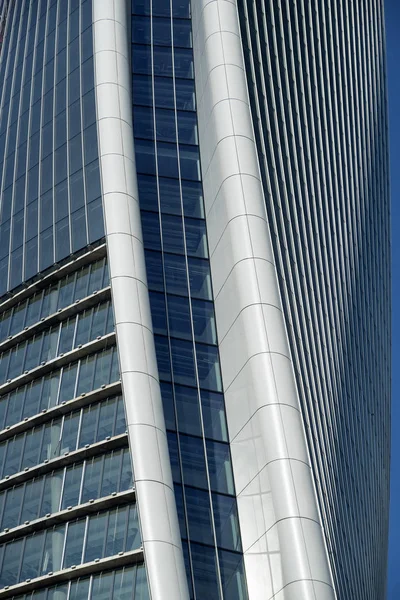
<box><xmin>237</xmin><ymin>1</ymin><xmax>390</xmax><ymax>599</ymax></box>
<box><xmin>0</xmin><ymin>0</ymin><xmax>390</xmax><ymax>599</ymax></box>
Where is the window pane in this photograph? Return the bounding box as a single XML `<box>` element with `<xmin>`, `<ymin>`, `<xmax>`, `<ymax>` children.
<box><xmin>84</xmin><ymin>512</ymin><xmax>107</xmax><ymax>562</ymax></box>
<box><xmin>212</xmin><ymin>493</ymin><xmax>242</xmax><ymax>551</ymax></box>
<box><xmin>218</xmin><ymin>549</ymin><xmax>248</xmax><ymax>600</ymax></box>
<box><xmin>188</xmin><ymin>258</ymin><xmax>212</xmax><ymax>299</ymax></box>
<box><xmin>190</xmin><ymin>543</ymin><xmax>220</xmax><ymax>600</ymax></box>
<box><xmin>185</xmin><ymin>486</ymin><xmax>214</xmax><ymax>545</ymax></box>
<box><xmin>167</xmin><ymin>295</ymin><xmax>191</xmax><ymax>340</ymax></box>
<box><xmin>195</xmin><ymin>343</ymin><xmax>222</xmax><ymax>391</ymax></box>
<box><xmin>180</xmin><ymin>434</ymin><xmax>208</xmax><ymax>489</ymax></box>
<box><xmin>164</xmin><ymin>253</ymin><xmax>189</xmax><ymax>296</ymax></box>
<box><xmin>105</xmin><ymin>506</ymin><xmax>128</xmax><ymax>555</ymax></box>
<box><xmin>63</xmin><ymin>520</ymin><xmax>85</xmax><ymax>568</ymax></box>
<box><xmin>201</xmin><ymin>390</ymin><xmax>228</xmax><ymax>442</ymax></box>
<box><xmin>61</xmin><ymin>464</ymin><xmax>83</xmax><ymax>510</ymax></box>
<box><xmin>206</xmin><ymin>440</ymin><xmax>234</xmax><ymax>494</ymax></box>
<box><xmin>81</xmin><ymin>455</ymin><xmax>102</xmax><ymax>503</ymax></box>
<box><xmin>20</xmin><ymin>532</ymin><xmax>45</xmax><ymax>581</ymax></box>
<box><xmin>174</xmin><ymin>384</ymin><xmax>201</xmax><ymax>437</ymax></box>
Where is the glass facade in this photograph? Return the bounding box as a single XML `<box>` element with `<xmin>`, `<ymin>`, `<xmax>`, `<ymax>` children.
<box><xmin>131</xmin><ymin>1</ymin><xmax>248</xmax><ymax>598</ymax></box>
<box><xmin>237</xmin><ymin>1</ymin><xmax>390</xmax><ymax>599</ymax></box>
<box><xmin>0</xmin><ymin>0</ymin><xmax>104</xmax><ymax>297</ymax></box>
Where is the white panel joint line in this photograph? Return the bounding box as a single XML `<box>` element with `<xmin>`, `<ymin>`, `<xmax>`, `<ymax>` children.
<box><xmin>191</xmin><ymin>0</ymin><xmax>337</xmax><ymax>598</ymax></box>
<box><xmin>92</xmin><ymin>1</ymin><xmax>190</xmax><ymax>598</ymax></box>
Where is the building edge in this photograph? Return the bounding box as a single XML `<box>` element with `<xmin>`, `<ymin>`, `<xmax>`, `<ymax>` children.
<box><xmin>191</xmin><ymin>0</ymin><xmax>336</xmax><ymax>598</ymax></box>
<box><xmin>92</xmin><ymin>2</ymin><xmax>190</xmax><ymax>599</ymax></box>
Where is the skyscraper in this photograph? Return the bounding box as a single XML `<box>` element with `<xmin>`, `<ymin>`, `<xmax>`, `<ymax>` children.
<box><xmin>0</xmin><ymin>0</ymin><xmax>390</xmax><ymax>599</ymax></box>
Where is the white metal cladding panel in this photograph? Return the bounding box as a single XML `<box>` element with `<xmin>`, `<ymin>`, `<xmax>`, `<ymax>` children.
<box><xmin>92</xmin><ymin>2</ymin><xmax>189</xmax><ymax>599</ymax></box>
<box><xmin>191</xmin><ymin>0</ymin><xmax>335</xmax><ymax>599</ymax></box>
<box><xmin>236</xmin><ymin>0</ymin><xmax>390</xmax><ymax>599</ymax></box>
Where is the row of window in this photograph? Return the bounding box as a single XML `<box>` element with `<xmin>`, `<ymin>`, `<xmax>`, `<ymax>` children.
<box><xmin>0</xmin><ymin>448</ymin><xmax>133</xmax><ymax>531</ymax></box>
<box><xmin>133</xmin><ymin>73</ymin><xmax>195</xmax><ymax>111</ymax></box>
<box><xmin>142</xmin><ymin>210</ymin><xmax>207</xmax><ymax>258</ymax></box>
<box><xmin>133</xmin><ymin>106</ymin><xmax>198</xmax><ymax>145</ymax></box>
<box><xmin>0</xmin><ymin>504</ymin><xmax>140</xmax><ymax>588</ymax></box>
<box><xmin>0</xmin><ymin>258</ymin><xmax>109</xmax><ymax>343</ymax></box>
<box><xmin>155</xmin><ymin>334</ymin><xmax>222</xmax><ymax>392</ymax></box>
<box><xmin>138</xmin><ymin>173</ymin><xmax>203</xmax><ymax>218</ymax></box>
<box><xmin>135</xmin><ymin>138</ymin><xmax>201</xmax><ymax>181</ymax></box>
<box><xmin>0</xmin><ymin>395</ymin><xmax>126</xmax><ymax>480</ymax></box>
<box><xmin>145</xmin><ymin>250</ymin><xmax>212</xmax><ymax>301</ymax></box>
<box><xmin>132</xmin><ymin>15</ymin><xmax>192</xmax><ymax>48</ymax></box>
<box><xmin>133</xmin><ymin>0</ymin><xmax>191</xmax><ymax>20</ymax></box>
<box><xmin>132</xmin><ymin>44</ymin><xmax>193</xmax><ymax>80</ymax></box>
<box><xmin>0</xmin><ymin>300</ymin><xmax>114</xmax><ymax>385</ymax></box>
<box><xmin>175</xmin><ymin>483</ymin><xmax>241</xmax><ymax>553</ymax></box>
<box><xmin>0</xmin><ymin>346</ymin><xmax>119</xmax><ymax>431</ymax></box>
<box><xmin>10</xmin><ymin>564</ymin><xmax>149</xmax><ymax>600</ymax></box>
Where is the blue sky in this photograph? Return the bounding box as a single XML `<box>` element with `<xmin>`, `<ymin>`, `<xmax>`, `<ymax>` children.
<box><xmin>386</xmin><ymin>1</ymin><xmax>399</xmax><ymax>598</ymax></box>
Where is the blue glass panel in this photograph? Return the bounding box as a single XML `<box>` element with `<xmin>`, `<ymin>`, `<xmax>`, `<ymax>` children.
<box><xmin>174</xmin><ymin>384</ymin><xmax>201</xmax><ymax>436</ymax></box>
<box><xmin>154</xmin><ymin>334</ymin><xmax>171</xmax><ymax>381</ymax></box>
<box><xmin>212</xmin><ymin>493</ymin><xmax>242</xmax><ymax>551</ymax></box>
<box><xmin>135</xmin><ymin>138</ymin><xmax>156</xmax><ymax>175</ymax></box>
<box><xmin>149</xmin><ymin>292</ymin><xmax>168</xmax><ymax>334</ymax></box>
<box><xmin>164</xmin><ymin>253</ymin><xmax>189</xmax><ymax>296</ymax></box>
<box><xmin>170</xmin><ymin>338</ymin><xmax>196</xmax><ymax>386</ymax></box>
<box><xmin>195</xmin><ymin>343</ymin><xmax>222</xmax><ymax>391</ymax></box>
<box><xmin>157</xmin><ymin>141</ymin><xmax>179</xmax><ymax>178</ymax></box>
<box><xmin>201</xmin><ymin>390</ymin><xmax>228</xmax><ymax>442</ymax></box>
<box><xmin>133</xmin><ymin>74</ymin><xmax>153</xmax><ymax>107</ymax></box>
<box><xmin>206</xmin><ymin>440</ymin><xmax>234</xmax><ymax>494</ymax></box>
<box><xmin>173</xmin><ymin>19</ymin><xmax>193</xmax><ymax>48</ymax></box>
<box><xmin>179</xmin><ymin>434</ymin><xmax>208</xmax><ymax>489</ymax></box>
<box><xmin>188</xmin><ymin>257</ymin><xmax>212</xmax><ymax>299</ymax></box>
<box><xmin>167</xmin><ymin>294</ymin><xmax>191</xmax><ymax>340</ymax></box>
<box><xmin>145</xmin><ymin>251</ymin><xmax>165</xmax><ymax>293</ymax></box>
<box><xmin>218</xmin><ymin>549</ymin><xmax>248</xmax><ymax>600</ymax></box>
<box><xmin>190</xmin><ymin>543</ymin><xmax>220</xmax><ymax>599</ymax></box>
<box><xmin>185</xmin><ymin>486</ymin><xmax>214</xmax><ymax>545</ymax></box>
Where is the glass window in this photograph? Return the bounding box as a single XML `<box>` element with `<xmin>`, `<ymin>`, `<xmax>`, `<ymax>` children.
<box><xmin>20</xmin><ymin>532</ymin><xmax>45</xmax><ymax>581</ymax></box>
<box><xmin>174</xmin><ymin>384</ymin><xmax>201</xmax><ymax>436</ymax></box>
<box><xmin>190</xmin><ymin>543</ymin><xmax>219</xmax><ymax>599</ymax></box>
<box><xmin>161</xmin><ymin>214</ymin><xmax>185</xmax><ymax>254</ymax></box>
<box><xmin>132</xmin><ymin>16</ymin><xmax>151</xmax><ymax>45</ymax></box>
<box><xmin>42</xmin><ymin>526</ymin><xmax>64</xmax><ymax>574</ymax></box>
<box><xmin>135</xmin><ymin>138</ymin><xmax>156</xmax><ymax>175</ymax></box>
<box><xmin>0</xmin><ymin>539</ymin><xmax>23</xmax><ymax>586</ymax></box>
<box><xmin>149</xmin><ymin>292</ymin><xmax>168</xmax><ymax>335</ymax></box>
<box><xmin>2</xmin><ymin>485</ymin><xmax>23</xmax><ymax>528</ymax></box>
<box><xmin>175</xmin><ymin>78</ymin><xmax>195</xmax><ymax>111</ymax></box>
<box><xmin>20</xmin><ymin>479</ymin><xmax>43</xmax><ymax>523</ymax></box>
<box><xmin>167</xmin><ymin>294</ymin><xmax>191</xmax><ymax>340</ymax></box>
<box><xmin>201</xmin><ymin>390</ymin><xmax>228</xmax><ymax>442</ymax></box>
<box><xmin>144</xmin><ymin>250</ymin><xmax>164</xmax><ymax>291</ymax></box>
<box><xmin>153</xmin><ymin>46</ymin><xmax>173</xmax><ymax>77</ymax></box>
<box><xmin>179</xmin><ymin>144</ymin><xmax>200</xmax><ymax>180</ymax></box>
<box><xmin>206</xmin><ymin>440</ymin><xmax>234</xmax><ymax>495</ymax></box>
<box><xmin>179</xmin><ymin>433</ymin><xmax>208</xmax><ymax>489</ymax></box>
<box><xmin>101</xmin><ymin>451</ymin><xmax>122</xmax><ymax>497</ymax></box>
<box><xmin>60</xmin><ymin>412</ymin><xmax>80</xmax><ymax>453</ymax></box>
<box><xmin>185</xmin><ymin>486</ymin><xmax>214</xmax><ymax>545</ymax></box>
<box><xmin>164</xmin><ymin>253</ymin><xmax>189</xmax><ymax>296</ymax></box>
<box><xmin>174</xmin><ymin>48</ymin><xmax>193</xmax><ymax>78</ymax></box>
<box><xmin>154</xmin><ymin>335</ymin><xmax>171</xmax><ymax>381</ymax></box>
<box><xmin>196</xmin><ymin>343</ymin><xmax>222</xmax><ymax>391</ymax></box>
<box><xmin>218</xmin><ymin>549</ymin><xmax>248</xmax><ymax>600</ymax></box>
<box><xmin>132</xmin><ymin>45</ymin><xmax>151</xmax><ymax>75</ymax></box>
<box><xmin>133</xmin><ymin>74</ymin><xmax>153</xmax><ymax>107</ymax></box>
<box><xmin>133</xmin><ymin>105</ymin><xmax>154</xmax><ymax>140</ymax></box>
<box><xmin>141</xmin><ymin>211</ymin><xmax>162</xmax><ymax>251</ymax></box>
<box><xmin>79</xmin><ymin>403</ymin><xmax>99</xmax><ymax>446</ymax></box>
<box><xmin>170</xmin><ymin>338</ymin><xmax>196</xmax><ymax>386</ymax></box>
<box><xmin>105</xmin><ymin>506</ymin><xmax>128</xmax><ymax>556</ymax></box>
<box><xmin>84</xmin><ymin>512</ymin><xmax>107</xmax><ymax>562</ymax></box>
<box><xmin>177</xmin><ymin>111</ymin><xmax>197</xmax><ymax>145</ymax></box>
<box><xmin>173</xmin><ymin>19</ymin><xmax>192</xmax><ymax>48</ymax></box>
<box><xmin>40</xmin><ymin>472</ymin><xmax>63</xmax><ymax>517</ymax></box>
<box><xmin>154</xmin><ymin>76</ymin><xmax>175</xmax><ymax>109</ymax></box>
<box><xmin>157</xmin><ymin>141</ymin><xmax>179</xmax><ymax>178</ymax></box>
<box><xmin>63</xmin><ymin>520</ymin><xmax>85</xmax><ymax>568</ymax></box>
<box><xmin>188</xmin><ymin>257</ymin><xmax>212</xmax><ymax>299</ymax></box>
<box><xmin>212</xmin><ymin>493</ymin><xmax>242</xmax><ymax>552</ymax></box>
<box><xmin>81</xmin><ymin>455</ymin><xmax>102</xmax><ymax>503</ymax></box>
